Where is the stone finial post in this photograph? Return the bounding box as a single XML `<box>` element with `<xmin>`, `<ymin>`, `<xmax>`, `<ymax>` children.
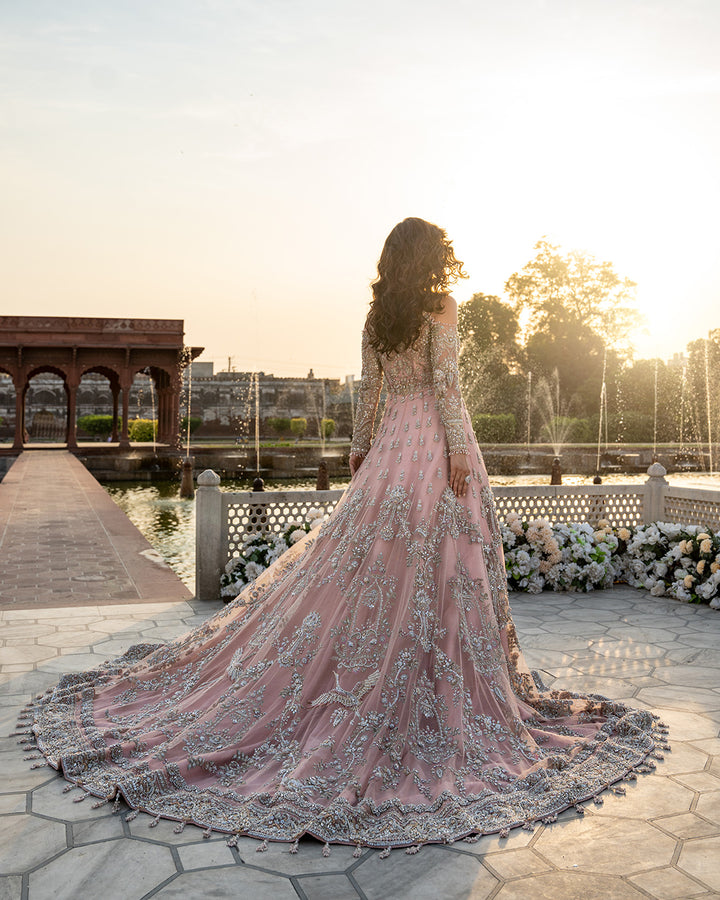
<box><xmin>195</xmin><ymin>469</ymin><xmax>223</xmax><ymax>601</ymax></box>
<box><xmin>179</xmin><ymin>457</ymin><xmax>194</xmax><ymax>499</ymax></box>
<box><xmin>643</xmin><ymin>461</ymin><xmax>668</xmax><ymax>524</ymax></box>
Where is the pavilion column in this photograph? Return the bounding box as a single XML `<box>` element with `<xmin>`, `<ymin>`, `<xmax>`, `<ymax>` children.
<box><xmin>170</xmin><ymin>374</ymin><xmax>182</xmax><ymax>449</ymax></box>
<box><xmin>158</xmin><ymin>388</ymin><xmax>169</xmax><ymax>444</ymax></box>
<box><xmin>119</xmin><ymin>373</ymin><xmax>132</xmax><ymax>448</ymax></box>
<box><xmin>111</xmin><ymin>382</ymin><xmax>120</xmax><ymax>442</ymax></box>
<box><xmin>12</xmin><ymin>375</ymin><xmax>25</xmax><ymax>450</ymax></box>
<box><xmin>65</xmin><ymin>375</ymin><xmax>80</xmax><ymax>449</ymax></box>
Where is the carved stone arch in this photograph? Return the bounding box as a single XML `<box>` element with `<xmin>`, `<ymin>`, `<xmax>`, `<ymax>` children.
<box><xmin>0</xmin><ymin>317</ymin><xmax>202</xmax><ymax>451</ymax></box>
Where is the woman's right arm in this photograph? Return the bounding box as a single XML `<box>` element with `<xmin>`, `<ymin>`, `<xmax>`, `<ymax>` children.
<box><xmin>349</xmin><ymin>330</ymin><xmax>383</xmax><ymax>476</ymax></box>
<box><xmin>429</xmin><ymin>298</ymin><xmax>470</xmax><ymax>497</ymax></box>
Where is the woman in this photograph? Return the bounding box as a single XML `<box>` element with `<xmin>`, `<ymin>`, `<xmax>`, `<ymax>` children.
<box><xmin>24</xmin><ymin>218</ymin><xmax>660</xmax><ymax>851</ymax></box>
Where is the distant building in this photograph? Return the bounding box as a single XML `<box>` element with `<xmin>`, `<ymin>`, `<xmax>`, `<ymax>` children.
<box><xmin>0</xmin><ymin>364</ymin><xmax>358</xmax><ymax>441</ymax></box>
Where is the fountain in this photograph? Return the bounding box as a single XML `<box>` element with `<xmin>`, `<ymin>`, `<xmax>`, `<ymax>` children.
<box><xmin>534</xmin><ymin>370</ymin><xmax>576</xmax><ymax>480</ymax></box>
<box><xmin>519</xmin><ymin>371</ymin><xmax>535</xmax><ymax>473</ymax></box>
<box><xmin>179</xmin><ymin>349</ymin><xmax>194</xmax><ymax>499</ymax></box>
<box><xmin>653</xmin><ymin>358</ymin><xmax>659</xmax><ymax>461</ymax></box>
<box><xmin>705</xmin><ymin>339</ymin><xmax>714</xmax><ymax>474</ymax></box>
<box><xmin>254</xmin><ymin>372</ymin><xmax>261</xmax><ymax>474</ymax></box>
<box><xmin>594</xmin><ymin>349</ymin><xmax>608</xmax><ymax>481</ymax></box>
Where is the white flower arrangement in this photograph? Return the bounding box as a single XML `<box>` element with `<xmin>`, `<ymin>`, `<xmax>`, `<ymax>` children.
<box><xmin>221</xmin><ymin>507</ymin><xmax>720</xmax><ymax>610</ymax></box>
<box><xmin>502</xmin><ymin>516</ymin><xmax>720</xmax><ymax>609</ymax></box>
<box><xmin>220</xmin><ymin>510</ymin><xmax>328</xmax><ymax>600</ymax></box>
<box><xmin>619</xmin><ymin>522</ymin><xmax>720</xmax><ymax>608</ymax></box>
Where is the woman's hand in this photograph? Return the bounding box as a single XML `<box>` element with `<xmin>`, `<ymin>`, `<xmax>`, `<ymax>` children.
<box><xmin>449</xmin><ymin>452</ymin><xmax>471</xmax><ymax>498</ymax></box>
<box><xmin>349</xmin><ymin>453</ymin><xmax>366</xmax><ymax>477</ymax></box>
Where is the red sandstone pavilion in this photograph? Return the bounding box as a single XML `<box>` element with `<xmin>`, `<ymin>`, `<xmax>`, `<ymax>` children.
<box><xmin>0</xmin><ymin>316</ymin><xmax>202</xmax><ymax>450</ymax></box>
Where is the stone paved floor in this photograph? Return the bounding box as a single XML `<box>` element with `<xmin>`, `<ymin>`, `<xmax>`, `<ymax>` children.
<box><xmin>1</xmin><ymin>586</ymin><xmax>719</xmax><ymax>899</ymax></box>
<box><xmin>0</xmin><ymin>452</ymin><xmax>192</xmax><ymax>609</ymax></box>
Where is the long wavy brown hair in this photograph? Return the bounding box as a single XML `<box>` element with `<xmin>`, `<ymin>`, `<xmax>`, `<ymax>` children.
<box><xmin>366</xmin><ymin>217</ymin><xmax>467</xmax><ymax>355</ymax></box>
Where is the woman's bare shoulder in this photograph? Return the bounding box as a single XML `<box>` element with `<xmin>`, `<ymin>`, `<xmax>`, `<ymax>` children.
<box><xmin>428</xmin><ymin>295</ymin><xmax>457</xmax><ymax>325</ymax></box>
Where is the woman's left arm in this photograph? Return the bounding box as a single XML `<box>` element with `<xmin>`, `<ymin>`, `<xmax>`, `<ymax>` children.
<box><xmin>350</xmin><ymin>329</ymin><xmax>383</xmax><ymax>476</ymax></box>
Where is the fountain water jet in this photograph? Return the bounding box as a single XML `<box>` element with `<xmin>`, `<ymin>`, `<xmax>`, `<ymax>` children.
<box><xmin>595</xmin><ymin>348</ymin><xmax>608</xmax><ymax>479</ymax></box>
<box><xmin>179</xmin><ymin>349</ymin><xmax>194</xmax><ymax>498</ymax></box>
<box><xmin>705</xmin><ymin>339</ymin><xmax>715</xmax><ymax>475</ymax></box>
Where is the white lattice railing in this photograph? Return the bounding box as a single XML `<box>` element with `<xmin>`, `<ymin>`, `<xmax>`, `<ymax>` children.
<box><xmin>225</xmin><ymin>490</ymin><xmax>345</xmax><ymax>559</ymax></box>
<box><xmin>490</xmin><ymin>484</ymin><xmax>646</xmax><ymax>527</ymax></box>
<box><xmin>663</xmin><ymin>487</ymin><xmax>720</xmax><ymax>531</ymax></box>
<box><xmin>194</xmin><ymin>465</ymin><xmax>720</xmax><ymax>600</ymax></box>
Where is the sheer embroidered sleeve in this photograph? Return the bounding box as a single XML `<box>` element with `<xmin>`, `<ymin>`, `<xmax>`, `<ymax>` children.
<box><xmin>350</xmin><ymin>329</ymin><xmax>384</xmax><ymax>455</ymax></box>
<box><xmin>430</xmin><ymin>321</ymin><xmax>467</xmax><ymax>455</ymax></box>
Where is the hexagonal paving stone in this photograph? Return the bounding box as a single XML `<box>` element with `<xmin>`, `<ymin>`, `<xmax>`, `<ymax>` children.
<box><xmin>694</xmin><ymin>791</ymin><xmax>720</xmax><ymax>825</ymax></box>
<box><xmin>40</xmin><ymin>653</ymin><xmax>110</xmax><ymax>674</ymax></box>
<box><xmin>652</xmin><ymin>709</ymin><xmax>720</xmax><ymax>742</ymax></box>
<box><xmin>452</xmin><ymin>823</ymin><xmax>535</xmax><ymax>856</ymax></box>
<box><xmin>127</xmin><ymin>816</ymin><xmax>215</xmax><ymax>846</ymax></box>
<box><xmin>637</xmin><ymin>685</ymin><xmax>720</xmax><ymax>713</ymax></box>
<box><xmin>520</xmin><ymin>634</ymin><xmax>593</xmax><ymax>652</ymax></box>
<box><xmin>72</xmin><ymin>814</ymin><xmax>126</xmax><ymax>844</ymax></box>
<box><xmin>0</xmin><ymin>875</ymin><xmax>22</xmax><ymax>899</ymax></box>
<box><xmin>295</xmin><ymin>873</ymin><xmax>361</xmax><ymax>899</ymax></box>
<box><xmin>483</xmin><ymin>847</ymin><xmax>552</xmax><ymax>880</ymax></box>
<box><xmin>590</xmin><ymin>774</ymin><xmax>694</xmax><ymax>820</ymax></box>
<box><xmin>546</xmin><ymin>675</ymin><xmax>632</xmax><ymax>699</ymax></box>
<box><xmin>649</xmin><ymin>742</ymin><xmax>709</xmax><ymax>776</ymax></box>
<box><xmin>29</xmin><ymin>838</ymin><xmax>176</xmax><ymax>900</ymax></box>
<box><xmin>629</xmin><ymin>865</ymin><xmax>711</xmax><ymax>900</ymax></box>
<box><xmin>32</xmin><ymin>778</ymin><xmax>112</xmax><ymax>823</ymax></box>
<box><xmin>36</xmin><ymin>632</ymin><xmax>95</xmax><ymax>649</ymax></box>
<box><xmin>678</xmin><ymin>835</ymin><xmax>720</xmax><ymax>891</ymax></box>
<box><xmin>0</xmin><ymin>754</ymin><xmax>58</xmax><ymax>792</ymax></box>
<box><xmin>235</xmin><ymin>837</ymin><xmax>357</xmax><ymax>875</ymax></box>
<box><xmin>152</xmin><ymin>867</ymin><xmax>296</xmax><ymax>898</ymax></box>
<box><xmin>495</xmin><ymin>870</ymin><xmax>646</xmax><ymax>899</ymax></box>
<box><xmin>673</xmin><ymin>772</ymin><xmax>720</xmax><ymax>793</ymax></box>
<box><xmin>0</xmin><ymin>624</ymin><xmax>57</xmax><ymax>639</ymax></box>
<box><xmin>534</xmin><ymin>816</ymin><xmax>676</xmax><ymax>875</ymax></box>
<box><xmin>0</xmin><ymin>793</ymin><xmax>27</xmax><ymax>814</ymax></box>
<box><xmin>176</xmin><ymin>840</ymin><xmax>236</xmax><ymax>870</ymax></box>
<box><xmin>662</xmin><ymin>665</ymin><xmax>720</xmax><ymax>687</ymax></box>
<box><xmin>654</xmin><ymin>812</ymin><xmax>720</xmax><ymax>839</ymax></box>
<box><xmin>353</xmin><ymin>845</ymin><xmax>498</xmax><ymax>900</ymax></box>
<box><xmin>0</xmin><ymin>813</ymin><xmax>67</xmax><ymax>874</ymax></box>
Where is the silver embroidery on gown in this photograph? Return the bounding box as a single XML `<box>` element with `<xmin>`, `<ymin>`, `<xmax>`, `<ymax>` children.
<box><xmin>28</xmin><ymin>314</ymin><xmax>660</xmax><ymax>848</ymax></box>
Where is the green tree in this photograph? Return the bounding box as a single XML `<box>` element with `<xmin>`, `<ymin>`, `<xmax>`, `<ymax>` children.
<box><xmin>267</xmin><ymin>416</ymin><xmax>292</xmax><ymax>436</ymax></box>
<box><xmin>320</xmin><ymin>418</ymin><xmax>336</xmax><ymax>439</ymax></box>
<box><xmin>290</xmin><ymin>417</ymin><xmax>307</xmax><ymax>440</ymax></box>
<box><xmin>506</xmin><ymin>239</ymin><xmax>641</xmax><ymax>419</ymax></box>
<box><xmin>457</xmin><ymin>294</ymin><xmax>524</xmax><ymax>426</ymax></box>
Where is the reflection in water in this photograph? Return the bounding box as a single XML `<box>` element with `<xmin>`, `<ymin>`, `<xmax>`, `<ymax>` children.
<box><xmin>105</xmin><ymin>483</ymin><xmax>196</xmax><ymax>588</ymax></box>
<box><xmin>105</xmin><ymin>472</ymin><xmax>720</xmax><ymax>590</ymax></box>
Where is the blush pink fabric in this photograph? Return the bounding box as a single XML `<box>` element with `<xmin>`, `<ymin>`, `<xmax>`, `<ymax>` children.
<box><xmin>31</xmin><ymin>318</ymin><xmax>659</xmax><ymax>848</ymax></box>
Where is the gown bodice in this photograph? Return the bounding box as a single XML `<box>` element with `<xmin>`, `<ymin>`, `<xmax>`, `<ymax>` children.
<box><xmin>351</xmin><ymin>315</ymin><xmax>467</xmax><ymax>457</ymax></box>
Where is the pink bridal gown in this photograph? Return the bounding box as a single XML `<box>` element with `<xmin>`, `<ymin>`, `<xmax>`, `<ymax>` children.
<box><xmin>25</xmin><ymin>315</ymin><xmax>661</xmax><ymax>849</ymax></box>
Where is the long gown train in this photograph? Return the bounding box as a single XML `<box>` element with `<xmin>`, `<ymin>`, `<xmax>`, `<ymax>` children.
<box><xmin>23</xmin><ymin>316</ymin><xmax>661</xmax><ymax>848</ymax></box>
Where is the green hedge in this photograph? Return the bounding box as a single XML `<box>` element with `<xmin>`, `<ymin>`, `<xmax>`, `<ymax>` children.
<box><xmin>472</xmin><ymin>413</ymin><xmax>517</xmax><ymax>443</ymax></box>
<box><xmin>77</xmin><ymin>414</ymin><xmax>113</xmax><ymax>437</ymax></box>
<box><xmin>129</xmin><ymin>419</ymin><xmax>157</xmax><ymax>442</ymax></box>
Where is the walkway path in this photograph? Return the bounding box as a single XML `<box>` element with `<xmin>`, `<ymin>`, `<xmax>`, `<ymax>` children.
<box><xmin>0</xmin><ymin>586</ymin><xmax>719</xmax><ymax>899</ymax></box>
<box><xmin>0</xmin><ymin>451</ymin><xmax>192</xmax><ymax>609</ymax></box>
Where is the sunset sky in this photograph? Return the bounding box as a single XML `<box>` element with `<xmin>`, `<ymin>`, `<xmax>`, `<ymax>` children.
<box><xmin>2</xmin><ymin>0</ymin><xmax>719</xmax><ymax>379</ymax></box>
